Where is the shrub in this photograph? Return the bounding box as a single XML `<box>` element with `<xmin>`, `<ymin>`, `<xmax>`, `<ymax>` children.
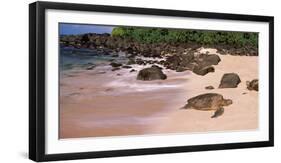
<box><xmin>111</xmin><ymin>27</ymin><xmax>258</xmax><ymax>47</ymax></box>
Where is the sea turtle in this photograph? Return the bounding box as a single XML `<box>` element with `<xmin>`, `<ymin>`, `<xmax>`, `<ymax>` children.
<box><xmin>180</xmin><ymin>93</ymin><xmax>233</xmax><ymax>118</ymax></box>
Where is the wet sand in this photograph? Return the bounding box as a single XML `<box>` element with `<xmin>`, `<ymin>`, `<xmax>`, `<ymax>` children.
<box><xmin>59</xmin><ymin>48</ymin><xmax>258</xmax><ymax>139</ymax></box>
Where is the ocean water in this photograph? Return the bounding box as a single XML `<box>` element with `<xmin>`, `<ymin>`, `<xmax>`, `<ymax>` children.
<box><xmin>60</xmin><ymin>47</ymin><xmax>128</xmax><ymax>71</ymax></box>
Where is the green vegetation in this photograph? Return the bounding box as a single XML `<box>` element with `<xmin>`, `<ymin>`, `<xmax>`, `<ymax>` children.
<box><xmin>111</xmin><ymin>27</ymin><xmax>258</xmax><ymax>47</ymax></box>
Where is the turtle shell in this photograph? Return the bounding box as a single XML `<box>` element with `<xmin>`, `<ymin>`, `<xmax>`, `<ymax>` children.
<box><xmin>187</xmin><ymin>93</ymin><xmax>224</xmax><ymax>110</ymax></box>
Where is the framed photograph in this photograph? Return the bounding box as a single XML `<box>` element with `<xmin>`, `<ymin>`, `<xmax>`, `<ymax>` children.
<box><xmin>29</xmin><ymin>1</ymin><xmax>274</xmax><ymax>162</ymax></box>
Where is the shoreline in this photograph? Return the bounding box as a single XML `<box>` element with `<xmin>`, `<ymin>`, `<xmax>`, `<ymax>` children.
<box><xmin>59</xmin><ymin>48</ymin><xmax>258</xmax><ymax>139</ymax></box>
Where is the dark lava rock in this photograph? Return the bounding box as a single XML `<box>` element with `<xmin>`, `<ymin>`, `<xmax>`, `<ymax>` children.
<box><xmin>216</xmin><ymin>46</ymin><xmax>258</xmax><ymax>56</ymax></box>
<box><xmin>165</xmin><ymin>53</ymin><xmax>194</xmax><ymax>71</ymax></box>
<box><xmin>219</xmin><ymin>73</ymin><xmax>241</xmax><ymax>88</ymax></box>
<box><xmin>135</xmin><ymin>58</ymin><xmax>146</xmax><ymax>65</ymax></box>
<box><xmin>246</xmin><ymin>79</ymin><xmax>258</xmax><ymax>91</ymax></box>
<box><xmin>110</xmin><ymin>62</ymin><xmax>122</xmax><ymax>67</ymax></box>
<box><xmin>195</xmin><ymin>54</ymin><xmax>221</xmax><ymax>67</ymax></box>
<box><xmin>192</xmin><ymin>65</ymin><xmax>215</xmax><ymax>76</ymax></box>
<box><xmin>203</xmin><ymin>54</ymin><xmax>221</xmax><ymax>65</ymax></box>
<box><xmin>159</xmin><ymin>60</ymin><xmax>165</xmax><ymax>65</ymax></box>
<box><xmin>130</xmin><ymin>69</ymin><xmax>136</xmax><ymax>72</ymax></box>
<box><xmin>205</xmin><ymin>86</ymin><xmax>215</xmax><ymax>90</ymax></box>
<box><xmin>137</xmin><ymin>66</ymin><xmax>167</xmax><ymax>81</ymax></box>
<box><xmin>216</xmin><ymin>47</ymin><xmax>228</xmax><ymax>55</ymax></box>
<box><xmin>112</xmin><ymin>67</ymin><xmax>121</xmax><ymax>71</ymax></box>
<box><xmin>122</xmin><ymin>65</ymin><xmax>132</xmax><ymax>69</ymax></box>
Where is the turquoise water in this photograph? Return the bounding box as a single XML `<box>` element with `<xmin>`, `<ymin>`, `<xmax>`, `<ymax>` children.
<box><xmin>60</xmin><ymin>47</ymin><xmax>128</xmax><ymax>71</ymax></box>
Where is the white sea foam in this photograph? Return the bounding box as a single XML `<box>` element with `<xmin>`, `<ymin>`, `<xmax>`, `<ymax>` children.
<box><xmin>104</xmin><ymin>69</ymin><xmax>185</xmax><ymax>95</ymax></box>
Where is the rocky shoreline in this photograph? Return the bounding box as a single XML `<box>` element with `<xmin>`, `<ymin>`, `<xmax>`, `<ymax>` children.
<box><xmin>60</xmin><ymin>33</ymin><xmax>258</xmax><ymax>57</ymax></box>
<box><xmin>60</xmin><ymin>33</ymin><xmax>258</xmax><ymax>80</ymax></box>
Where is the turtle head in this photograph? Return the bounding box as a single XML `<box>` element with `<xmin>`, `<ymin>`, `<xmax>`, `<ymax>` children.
<box><xmin>223</xmin><ymin>99</ymin><xmax>233</xmax><ymax>106</ymax></box>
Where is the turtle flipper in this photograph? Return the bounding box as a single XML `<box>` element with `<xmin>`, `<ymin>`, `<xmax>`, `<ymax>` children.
<box><xmin>211</xmin><ymin>108</ymin><xmax>224</xmax><ymax>118</ymax></box>
<box><xmin>179</xmin><ymin>103</ymin><xmax>191</xmax><ymax>110</ymax></box>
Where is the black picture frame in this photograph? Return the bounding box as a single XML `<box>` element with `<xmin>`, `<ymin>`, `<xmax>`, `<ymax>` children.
<box><xmin>29</xmin><ymin>1</ymin><xmax>274</xmax><ymax>162</ymax></box>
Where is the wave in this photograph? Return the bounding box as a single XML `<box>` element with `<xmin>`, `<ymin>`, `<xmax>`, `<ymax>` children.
<box><xmin>105</xmin><ymin>78</ymin><xmax>182</xmax><ymax>93</ymax></box>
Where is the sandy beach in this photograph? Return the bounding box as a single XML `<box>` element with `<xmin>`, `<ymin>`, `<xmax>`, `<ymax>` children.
<box><xmin>59</xmin><ymin>48</ymin><xmax>258</xmax><ymax>139</ymax></box>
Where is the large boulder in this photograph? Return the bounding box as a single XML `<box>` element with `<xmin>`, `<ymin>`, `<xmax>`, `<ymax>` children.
<box><xmin>195</xmin><ymin>54</ymin><xmax>221</xmax><ymax>67</ymax></box>
<box><xmin>137</xmin><ymin>66</ymin><xmax>167</xmax><ymax>81</ymax></box>
<box><xmin>219</xmin><ymin>73</ymin><xmax>241</xmax><ymax>88</ymax></box>
<box><xmin>192</xmin><ymin>65</ymin><xmax>215</xmax><ymax>76</ymax></box>
<box><xmin>164</xmin><ymin>53</ymin><xmax>220</xmax><ymax>74</ymax></box>
<box><xmin>203</xmin><ymin>54</ymin><xmax>221</xmax><ymax>65</ymax></box>
<box><xmin>246</xmin><ymin>79</ymin><xmax>258</xmax><ymax>91</ymax></box>
<box><xmin>164</xmin><ymin>53</ymin><xmax>194</xmax><ymax>71</ymax></box>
